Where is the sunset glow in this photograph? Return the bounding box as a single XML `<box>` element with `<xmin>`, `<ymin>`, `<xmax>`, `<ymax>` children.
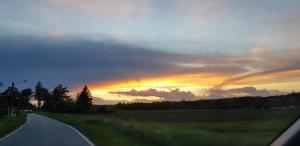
<box><xmin>1</xmin><ymin>0</ymin><xmax>300</xmax><ymax>104</ymax></box>
<box><xmin>90</xmin><ymin>69</ymin><xmax>300</xmax><ymax>102</ymax></box>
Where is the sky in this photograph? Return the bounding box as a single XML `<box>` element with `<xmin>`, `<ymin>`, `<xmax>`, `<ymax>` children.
<box><xmin>1</xmin><ymin>0</ymin><xmax>300</xmax><ymax>104</ymax></box>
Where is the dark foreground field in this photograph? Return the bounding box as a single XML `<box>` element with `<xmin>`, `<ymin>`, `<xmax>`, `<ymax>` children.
<box><xmin>41</xmin><ymin>109</ymin><xmax>299</xmax><ymax>146</ymax></box>
<box><xmin>89</xmin><ymin>108</ymin><xmax>300</xmax><ymax>123</ymax></box>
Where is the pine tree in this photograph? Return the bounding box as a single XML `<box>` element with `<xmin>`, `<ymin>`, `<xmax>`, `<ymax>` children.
<box><xmin>76</xmin><ymin>85</ymin><xmax>93</xmax><ymax>113</ymax></box>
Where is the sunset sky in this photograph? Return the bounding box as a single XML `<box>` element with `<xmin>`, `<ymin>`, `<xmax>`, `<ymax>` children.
<box><xmin>1</xmin><ymin>0</ymin><xmax>300</xmax><ymax>104</ymax></box>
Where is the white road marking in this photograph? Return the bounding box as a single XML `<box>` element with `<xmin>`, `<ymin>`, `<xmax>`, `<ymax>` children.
<box><xmin>271</xmin><ymin>118</ymin><xmax>300</xmax><ymax>146</ymax></box>
<box><xmin>0</xmin><ymin>114</ymin><xmax>29</xmax><ymax>141</ymax></box>
<box><xmin>67</xmin><ymin>125</ymin><xmax>95</xmax><ymax>146</ymax></box>
<box><xmin>40</xmin><ymin>114</ymin><xmax>95</xmax><ymax>146</ymax></box>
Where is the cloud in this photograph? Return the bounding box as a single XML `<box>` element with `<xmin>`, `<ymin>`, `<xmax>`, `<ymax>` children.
<box><xmin>1</xmin><ymin>34</ymin><xmax>300</xmax><ymax>93</ymax></box>
<box><xmin>108</xmin><ymin>86</ymin><xmax>286</xmax><ymax>102</ymax></box>
<box><xmin>48</xmin><ymin>0</ymin><xmax>151</xmax><ymax>18</ymax></box>
<box><xmin>110</xmin><ymin>88</ymin><xmax>196</xmax><ymax>101</ymax></box>
<box><xmin>207</xmin><ymin>87</ymin><xmax>286</xmax><ymax>98</ymax></box>
<box><xmin>0</xmin><ymin>35</ymin><xmax>249</xmax><ymax>89</ymax></box>
<box><xmin>93</xmin><ymin>96</ymin><xmax>162</xmax><ymax>105</ymax></box>
<box><xmin>0</xmin><ymin>36</ymin><xmax>171</xmax><ymax>87</ymax></box>
<box><xmin>250</xmin><ymin>47</ymin><xmax>300</xmax><ymax>71</ymax></box>
<box><xmin>217</xmin><ymin>68</ymin><xmax>300</xmax><ymax>87</ymax></box>
<box><xmin>217</xmin><ymin>47</ymin><xmax>300</xmax><ymax>87</ymax></box>
<box><xmin>92</xmin><ymin>97</ymin><xmax>128</xmax><ymax>105</ymax></box>
<box><xmin>2</xmin><ymin>34</ymin><xmax>300</xmax><ymax>94</ymax></box>
<box><xmin>173</xmin><ymin>0</ymin><xmax>231</xmax><ymax>26</ymax></box>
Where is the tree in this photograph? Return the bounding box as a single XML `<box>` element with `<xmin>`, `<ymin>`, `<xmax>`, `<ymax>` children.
<box><xmin>41</xmin><ymin>91</ymin><xmax>52</xmax><ymax>112</ymax></box>
<box><xmin>0</xmin><ymin>86</ymin><xmax>19</xmax><ymax>115</ymax></box>
<box><xmin>14</xmin><ymin>88</ymin><xmax>33</xmax><ymax>116</ymax></box>
<box><xmin>64</xmin><ymin>97</ymin><xmax>76</xmax><ymax>113</ymax></box>
<box><xmin>52</xmin><ymin>84</ymin><xmax>70</xmax><ymax>112</ymax></box>
<box><xmin>34</xmin><ymin>82</ymin><xmax>48</xmax><ymax>111</ymax></box>
<box><xmin>76</xmin><ymin>85</ymin><xmax>93</xmax><ymax>113</ymax></box>
<box><xmin>19</xmin><ymin>88</ymin><xmax>33</xmax><ymax>109</ymax></box>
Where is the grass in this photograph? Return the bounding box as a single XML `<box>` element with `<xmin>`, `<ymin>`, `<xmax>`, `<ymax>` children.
<box><xmin>0</xmin><ymin>113</ymin><xmax>27</xmax><ymax>138</ymax></box>
<box><xmin>40</xmin><ymin>109</ymin><xmax>299</xmax><ymax>146</ymax></box>
<box><xmin>86</xmin><ymin>108</ymin><xmax>300</xmax><ymax>123</ymax></box>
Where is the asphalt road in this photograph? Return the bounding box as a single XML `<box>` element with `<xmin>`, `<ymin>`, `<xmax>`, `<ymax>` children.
<box><xmin>271</xmin><ymin>117</ymin><xmax>300</xmax><ymax>146</ymax></box>
<box><xmin>0</xmin><ymin>113</ymin><xmax>92</xmax><ymax>146</ymax></box>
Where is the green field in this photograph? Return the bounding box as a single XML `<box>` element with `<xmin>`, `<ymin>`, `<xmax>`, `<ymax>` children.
<box><xmin>0</xmin><ymin>113</ymin><xmax>27</xmax><ymax>138</ymax></box>
<box><xmin>41</xmin><ymin>109</ymin><xmax>299</xmax><ymax>146</ymax></box>
<box><xmin>86</xmin><ymin>108</ymin><xmax>300</xmax><ymax>123</ymax></box>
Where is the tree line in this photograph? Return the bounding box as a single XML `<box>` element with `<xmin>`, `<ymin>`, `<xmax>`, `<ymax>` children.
<box><xmin>2</xmin><ymin>81</ymin><xmax>300</xmax><ymax>115</ymax></box>
<box><xmin>116</xmin><ymin>92</ymin><xmax>300</xmax><ymax>110</ymax></box>
<box><xmin>0</xmin><ymin>82</ymin><xmax>93</xmax><ymax>115</ymax></box>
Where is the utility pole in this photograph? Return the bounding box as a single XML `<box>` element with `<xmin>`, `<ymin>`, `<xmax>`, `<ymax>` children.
<box><xmin>9</xmin><ymin>82</ymin><xmax>15</xmax><ymax>116</ymax></box>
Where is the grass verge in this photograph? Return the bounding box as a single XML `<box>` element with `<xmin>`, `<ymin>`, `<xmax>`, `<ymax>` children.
<box><xmin>40</xmin><ymin>111</ymin><xmax>296</xmax><ymax>146</ymax></box>
<box><xmin>0</xmin><ymin>113</ymin><xmax>27</xmax><ymax>138</ymax></box>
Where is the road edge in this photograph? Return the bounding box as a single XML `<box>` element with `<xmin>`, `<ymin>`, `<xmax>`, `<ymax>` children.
<box><xmin>270</xmin><ymin>117</ymin><xmax>300</xmax><ymax>146</ymax></box>
<box><xmin>0</xmin><ymin>113</ymin><xmax>29</xmax><ymax>141</ymax></box>
<box><xmin>38</xmin><ymin>113</ymin><xmax>95</xmax><ymax>146</ymax></box>
<box><xmin>67</xmin><ymin>125</ymin><xmax>95</xmax><ymax>146</ymax></box>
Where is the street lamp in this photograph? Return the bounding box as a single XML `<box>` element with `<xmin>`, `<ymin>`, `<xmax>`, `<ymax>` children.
<box><xmin>14</xmin><ymin>80</ymin><xmax>27</xmax><ymax>86</ymax></box>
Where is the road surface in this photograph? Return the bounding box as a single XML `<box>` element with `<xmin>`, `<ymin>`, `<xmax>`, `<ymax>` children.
<box><xmin>271</xmin><ymin>117</ymin><xmax>300</xmax><ymax>146</ymax></box>
<box><xmin>0</xmin><ymin>113</ymin><xmax>92</xmax><ymax>146</ymax></box>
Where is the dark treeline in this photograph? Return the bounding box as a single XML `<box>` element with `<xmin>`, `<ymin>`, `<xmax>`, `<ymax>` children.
<box><xmin>2</xmin><ymin>81</ymin><xmax>300</xmax><ymax>115</ymax></box>
<box><xmin>0</xmin><ymin>82</ymin><xmax>93</xmax><ymax>115</ymax></box>
<box><xmin>36</xmin><ymin>82</ymin><xmax>93</xmax><ymax>113</ymax></box>
<box><xmin>116</xmin><ymin>92</ymin><xmax>300</xmax><ymax>110</ymax></box>
<box><xmin>0</xmin><ymin>87</ymin><xmax>34</xmax><ymax>116</ymax></box>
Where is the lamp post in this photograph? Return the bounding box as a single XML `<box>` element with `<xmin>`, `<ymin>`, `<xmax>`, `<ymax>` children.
<box><xmin>9</xmin><ymin>80</ymin><xmax>27</xmax><ymax>116</ymax></box>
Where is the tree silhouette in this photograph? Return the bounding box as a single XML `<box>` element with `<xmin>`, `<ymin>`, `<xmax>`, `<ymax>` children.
<box><xmin>76</xmin><ymin>85</ymin><xmax>93</xmax><ymax>113</ymax></box>
<box><xmin>20</xmin><ymin>88</ymin><xmax>33</xmax><ymax>109</ymax></box>
<box><xmin>0</xmin><ymin>86</ymin><xmax>19</xmax><ymax>115</ymax></box>
<box><xmin>52</xmin><ymin>84</ymin><xmax>70</xmax><ymax>112</ymax></box>
<box><xmin>34</xmin><ymin>82</ymin><xmax>48</xmax><ymax>111</ymax></box>
<box><xmin>42</xmin><ymin>91</ymin><xmax>53</xmax><ymax>112</ymax></box>
<box><xmin>116</xmin><ymin>92</ymin><xmax>300</xmax><ymax>110</ymax></box>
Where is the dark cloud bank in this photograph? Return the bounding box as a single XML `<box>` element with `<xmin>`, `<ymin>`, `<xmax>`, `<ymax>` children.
<box><xmin>0</xmin><ymin>35</ymin><xmax>180</xmax><ymax>88</ymax></box>
<box><xmin>0</xmin><ymin>35</ymin><xmax>245</xmax><ymax>90</ymax></box>
<box><xmin>0</xmin><ymin>35</ymin><xmax>297</xmax><ymax>105</ymax></box>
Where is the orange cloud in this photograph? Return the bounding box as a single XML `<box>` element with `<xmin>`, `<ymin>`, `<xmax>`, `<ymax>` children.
<box><xmin>88</xmin><ymin>73</ymin><xmax>230</xmax><ymax>102</ymax></box>
<box><xmin>90</xmin><ymin>73</ymin><xmax>229</xmax><ymax>91</ymax></box>
<box><xmin>89</xmin><ymin>67</ymin><xmax>300</xmax><ymax>103</ymax></box>
<box><xmin>218</xmin><ymin>69</ymin><xmax>300</xmax><ymax>87</ymax></box>
<box><xmin>110</xmin><ymin>88</ymin><xmax>197</xmax><ymax>101</ymax></box>
<box><xmin>91</xmin><ymin>86</ymin><xmax>286</xmax><ymax>104</ymax></box>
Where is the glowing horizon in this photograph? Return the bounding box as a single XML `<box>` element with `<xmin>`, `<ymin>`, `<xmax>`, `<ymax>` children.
<box><xmin>89</xmin><ymin>69</ymin><xmax>300</xmax><ymax>103</ymax></box>
<box><xmin>1</xmin><ymin>0</ymin><xmax>300</xmax><ymax>104</ymax></box>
